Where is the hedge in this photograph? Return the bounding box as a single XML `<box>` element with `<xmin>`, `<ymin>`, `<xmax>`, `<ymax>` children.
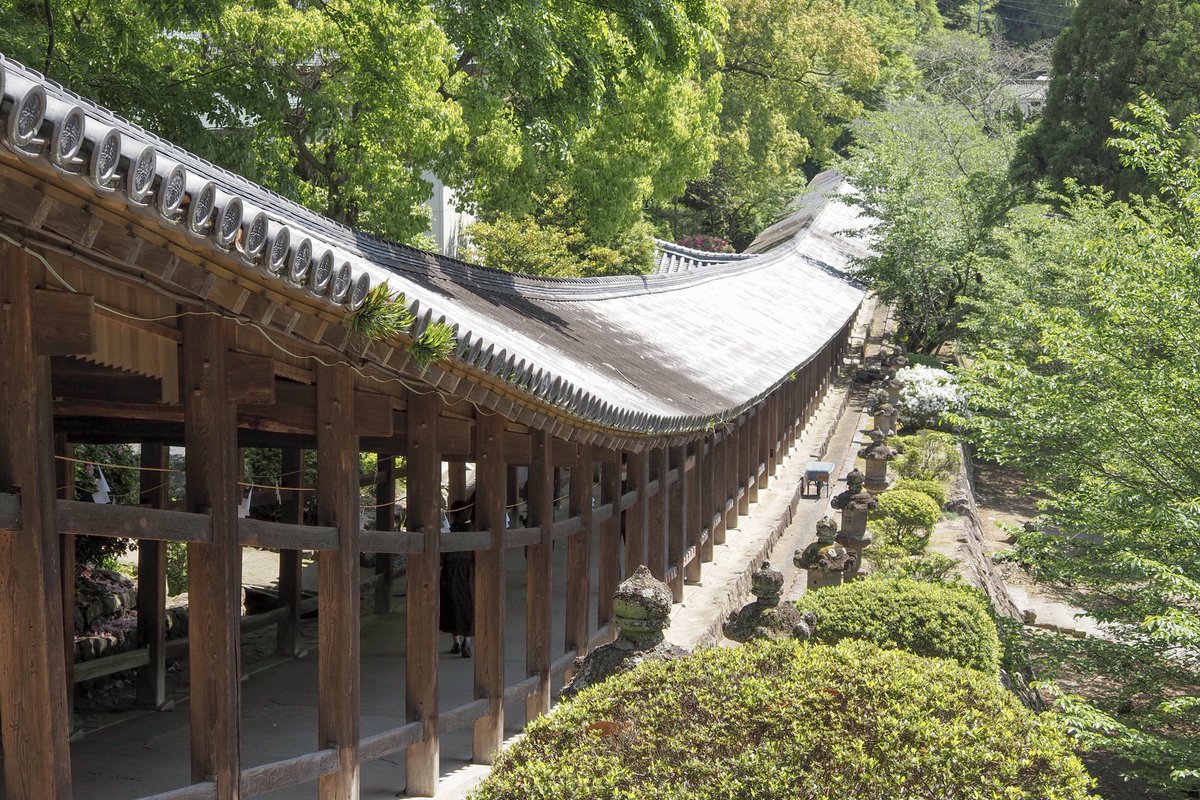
<box><xmin>795</xmin><ymin>576</ymin><xmax>1002</xmax><ymax>674</ymax></box>
<box><xmin>471</xmin><ymin>639</ymin><xmax>1091</xmax><ymax>800</ymax></box>
<box><xmin>892</xmin><ymin>478</ymin><xmax>948</xmax><ymax>507</ymax></box>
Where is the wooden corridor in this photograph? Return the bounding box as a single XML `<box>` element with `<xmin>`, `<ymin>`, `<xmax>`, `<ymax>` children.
<box><xmin>0</xmin><ymin>51</ymin><xmax>868</xmax><ymax>799</ymax></box>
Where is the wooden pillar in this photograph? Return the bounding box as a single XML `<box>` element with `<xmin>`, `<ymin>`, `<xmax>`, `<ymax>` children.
<box><xmin>714</xmin><ymin>434</ymin><xmax>729</xmax><ymax>545</ymax></box>
<box><xmin>686</xmin><ymin>441</ymin><xmax>703</xmax><ymax>582</ymax></box>
<box><xmin>277</xmin><ymin>447</ymin><xmax>304</xmax><ymax>657</ymax></box>
<box><xmin>137</xmin><ymin>444</ymin><xmax>169</xmax><ymax>709</ymax></box>
<box><xmin>566</xmin><ymin>444</ymin><xmax>592</xmax><ymax>656</ymax></box>
<box><xmin>373</xmin><ymin>454</ymin><xmax>397</xmax><ymax>614</ymax></box>
<box><xmin>761</xmin><ymin>398</ymin><xmax>774</xmax><ymax>482</ymax></box>
<box><xmin>182</xmin><ymin>313</ymin><xmax>241</xmax><ymax>798</ymax></box>
<box><xmin>700</xmin><ymin>435</ymin><xmax>717</xmax><ymax>562</ymax></box>
<box><xmin>647</xmin><ymin>447</ymin><xmax>669</xmax><ymax>582</ymax></box>
<box><xmin>0</xmin><ymin>246</ymin><xmax>73</xmax><ymax>799</ymax></box>
<box><xmin>768</xmin><ymin>393</ymin><xmax>777</xmax><ymax>474</ymax></box>
<box><xmin>598</xmin><ymin>455</ymin><xmax>621</xmax><ymax>628</ymax></box>
<box><xmin>526</xmin><ymin>428</ymin><xmax>554</xmax><ymax>721</ymax></box>
<box><xmin>406</xmin><ymin>391</ymin><xmax>441</xmax><ymax>796</ymax></box>
<box><xmin>316</xmin><ymin>363</ymin><xmax>360</xmax><ymax>799</ymax></box>
<box><xmin>623</xmin><ymin>450</ymin><xmax>647</xmax><ymax>577</ymax></box>
<box><xmin>667</xmin><ymin>445</ymin><xmax>685</xmax><ymax>601</ymax></box>
<box><xmin>55</xmin><ymin>436</ymin><xmax>76</xmax><ymax>726</ymax></box>
<box><xmin>736</xmin><ymin>418</ymin><xmax>751</xmax><ymax>517</ymax></box>
<box><xmin>748</xmin><ymin>408</ymin><xmax>762</xmax><ymax>505</ymax></box>
<box><xmin>472</xmin><ymin>411</ymin><xmax>506</xmax><ymax>763</ymax></box>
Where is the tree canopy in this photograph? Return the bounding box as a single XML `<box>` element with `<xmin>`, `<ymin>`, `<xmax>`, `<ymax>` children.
<box><xmin>1014</xmin><ymin>0</ymin><xmax>1200</xmax><ymax>194</ymax></box>
<box><xmin>960</xmin><ymin>99</ymin><xmax>1200</xmax><ymax>792</ymax></box>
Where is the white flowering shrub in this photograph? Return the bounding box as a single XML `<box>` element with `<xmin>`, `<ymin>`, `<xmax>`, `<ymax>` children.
<box><xmin>896</xmin><ymin>364</ymin><xmax>965</xmax><ymax>430</ymax></box>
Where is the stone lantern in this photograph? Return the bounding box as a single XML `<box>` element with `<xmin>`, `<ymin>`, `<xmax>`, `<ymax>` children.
<box><xmin>830</xmin><ymin>470</ymin><xmax>877</xmax><ymax>577</ymax></box>
<box><xmin>859</xmin><ymin>428</ymin><xmax>898</xmax><ymax>491</ymax></box>
<box><xmin>724</xmin><ymin>561</ymin><xmax>815</xmax><ymax>642</ymax></box>
<box><xmin>561</xmin><ymin>565</ymin><xmax>687</xmax><ymax>699</ymax></box>
<box><xmin>868</xmin><ymin>387</ymin><xmax>898</xmax><ymax>436</ymax></box>
<box><xmin>794</xmin><ymin>516</ymin><xmax>855</xmax><ymax>590</ymax></box>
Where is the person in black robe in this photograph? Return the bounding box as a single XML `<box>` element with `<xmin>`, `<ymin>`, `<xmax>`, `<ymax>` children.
<box><xmin>440</xmin><ymin>493</ymin><xmax>475</xmax><ymax>657</ymax></box>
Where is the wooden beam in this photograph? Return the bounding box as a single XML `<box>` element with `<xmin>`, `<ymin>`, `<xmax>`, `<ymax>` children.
<box><xmin>239</xmin><ymin>518</ymin><xmax>337</xmax><ymax>551</ymax></box>
<box><xmin>0</xmin><ymin>247</ymin><xmax>73</xmax><ymax>799</ymax></box>
<box><xmin>472</xmin><ymin>410</ymin><xmax>506</xmax><ymax>764</ymax></box>
<box><xmin>55</xmin><ymin>498</ymin><xmax>212</xmax><ymax>542</ymax></box>
<box><xmin>405</xmin><ymin>390</ymin><xmax>441</xmax><ymax>796</ymax></box>
<box><xmin>316</xmin><ymin>362</ymin><xmax>361</xmax><ymax>800</ymax></box>
<box><xmin>276</xmin><ymin>447</ymin><xmax>304</xmax><ymax>657</ymax></box>
<box><xmin>137</xmin><ymin>444</ymin><xmax>169</xmax><ymax>710</ymax></box>
<box><xmin>526</xmin><ymin>427</ymin><xmax>554</xmax><ymax>722</ymax></box>
<box><xmin>227</xmin><ymin>352</ymin><xmax>275</xmax><ymax>405</ymax></box>
<box><xmin>373</xmin><ymin>454</ymin><xmax>397</xmax><ymax>615</ymax></box>
<box><xmin>33</xmin><ymin>288</ymin><xmax>95</xmax><ymax>356</ymax></box>
<box><xmin>565</xmin><ymin>444</ymin><xmax>592</xmax><ymax>658</ymax></box>
<box><xmin>182</xmin><ymin>313</ymin><xmax>241</xmax><ymax>798</ymax></box>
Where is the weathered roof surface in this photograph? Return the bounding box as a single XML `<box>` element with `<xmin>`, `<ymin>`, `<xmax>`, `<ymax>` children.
<box><xmin>0</xmin><ymin>53</ymin><xmax>869</xmax><ymax>440</ymax></box>
<box><xmin>652</xmin><ymin>239</ymin><xmax>752</xmax><ymax>274</ymax></box>
<box><xmin>745</xmin><ymin>171</ymin><xmax>872</xmax><ymax>259</ymax></box>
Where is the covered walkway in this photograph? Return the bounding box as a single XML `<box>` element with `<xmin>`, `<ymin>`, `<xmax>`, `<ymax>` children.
<box><xmin>0</xmin><ymin>51</ymin><xmax>871</xmax><ymax>800</ymax></box>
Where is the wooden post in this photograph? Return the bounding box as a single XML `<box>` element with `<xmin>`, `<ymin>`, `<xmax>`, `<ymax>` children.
<box><xmin>137</xmin><ymin>444</ymin><xmax>169</xmax><ymax>709</ymax></box>
<box><xmin>373</xmin><ymin>454</ymin><xmax>396</xmax><ymax>614</ymax></box>
<box><xmin>55</xmin><ymin>436</ymin><xmax>76</xmax><ymax>727</ymax></box>
<box><xmin>277</xmin><ymin>447</ymin><xmax>304</xmax><ymax>657</ymax></box>
<box><xmin>623</xmin><ymin>450</ymin><xmax>647</xmax><ymax>577</ymax></box>
<box><xmin>0</xmin><ymin>246</ymin><xmax>73</xmax><ymax>799</ymax></box>
<box><xmin>598</xmin><ymin>455</ymin><xmax>621</xmax><ymax>628</ymax></box>
<box><xmin>700</xmin><ymin>435</ymin><xmax>716</xmax><ymax>562</ymax></box>
<box><xmin>182</xmin><ymin>313</ymin><xmax>241</xmax><ymax>798</ymax></box>
<box><xmin>748</xmin><ymin>408</ymin><xmax>762</xmax><ymax>505</ymax></box>
<box><xmin>448</xmin><ymin>460</ymin><xmax>468</xmax><ymax>506</ymax></box>
<box><xmin>526</xmin><ymin>428</ymin><xmax>554</xmax><ymax>721</ymax></box>
<box><xmin>769</xmin><ymin>394</ymin><xmax>781</xmax><ymax>473</ymax></box>
<box><xmin>758</xmin><ymin>400</ymin><xmax>772</xmax><ymax>492</ymax></box>
<box><xmin>317</xmin><ymin>363</ymin><xmax>360</xmax><ymax>800</ymax></box>
<box><xmin>566</xmin><ymin>444</ymin><xmax>592</xmax><ymax>656</ymax></box>
<box><xmin>687</xmin><ymin>440</ymin><xmax>704</xmax><ymax>581</ymax></box>
<box><xmin>714</xmin><ymin>433</ymin><xmax>729</xmax><ymax>545</ymax></box>
<box><xmin>406</xmin><ymin>390</ymin><xmax>441</xmax><ymax>796</ymax></box>
<box><xmin>648</xmin><ymin>446</ymin><xmax>669</xmax><ymax>582</ymax></box>
<box><xmin>736</xmin><ymin>418</ymin><xmax>751</xmax><ymax>517</ymax></box>
<box><xmin>472</xmin><ymin>411</ymin><xmax>506</xmax><ymax>763</ymax></box>
<box><xmin>667</xmin><ymin>445</ymin><xmax>685</xmax><ymax>601</ymax></box>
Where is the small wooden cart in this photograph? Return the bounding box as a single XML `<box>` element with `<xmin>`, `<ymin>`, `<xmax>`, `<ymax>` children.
<box><xmin>801</xmin><ymin>461</ymin><xmax>837</xmax><ymax>498</ymax></box>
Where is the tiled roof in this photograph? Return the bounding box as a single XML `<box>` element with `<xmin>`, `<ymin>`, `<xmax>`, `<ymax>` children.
<box><xmin>0</xmin><ymin>52</ymin><xmax>870</xmax><ymax>441</ymax></box>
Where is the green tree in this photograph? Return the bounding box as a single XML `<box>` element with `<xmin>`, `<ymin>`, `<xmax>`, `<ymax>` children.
<box><xmin>1</xmin><ymin>0</ymin><xmax>724</xmax><ymax>248</ymax></box>
<box><xmin>839</xmin><ymin>96</ymin><xmax>1015</xmax><ymax>352</ymax></box>
<box><xmin>672</xmin><ymin>0</ymin><xmax>939</xmax><ymax>249</ymax></box>
<box><xmin>1014</xmin><ymin>0</ymin><xmax>1200</xmax><ymax>194</ymax></box>
<box><xmin>960</xmin><ymin>98</ymin><xmax>1200</xmax><ymax>793</ymax></box>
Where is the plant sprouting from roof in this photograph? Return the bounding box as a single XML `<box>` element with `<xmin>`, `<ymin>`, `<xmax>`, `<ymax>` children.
<box><xmin>346</xmin><ymin>284</ymin><xmax>415</xmax><ymax>344</ymax></box>
<box><xmin>409</xmin><ymin>321</ymin><xmax>456</xmax><ymax>367</ymax></box>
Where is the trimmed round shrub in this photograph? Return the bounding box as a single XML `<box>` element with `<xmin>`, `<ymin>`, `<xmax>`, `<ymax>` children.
<box><xmin>872</xmin><ymin>488</ymin><xmax>942</xmax><ymax>540</ymax></box>
<box><xmin>892</xmin><ymin>478</ymin><xmax>948</xmax><ymax>507</ymax></box>
<box><xmin>471</xmin><ymin>639</ymin><xmax>1091</xmax><ymax>800</ymax></box>
<box><xmin>795</xmin><ymin>576</ymin><xmax>1002</xmax><ymax>674</ymax></box>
